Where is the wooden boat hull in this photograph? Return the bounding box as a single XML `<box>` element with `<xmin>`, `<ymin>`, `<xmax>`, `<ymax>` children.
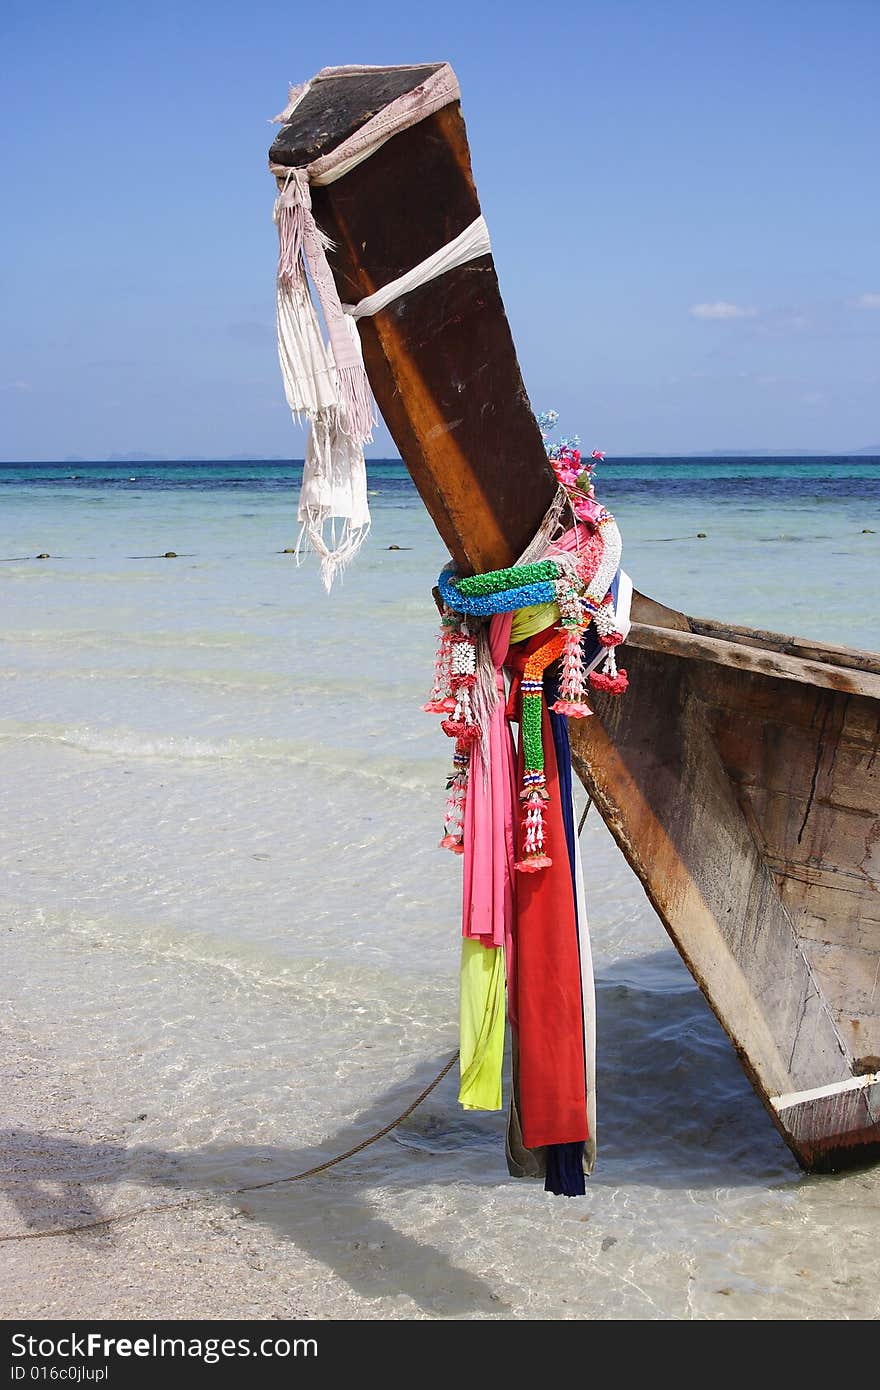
<box><xmin>269</xmin><ymin>65</ymin><xmax>880</xmax><ymax>1171</ymax></box>
<box><xmin>573</xmin><ymin>598</ymin><xmax>880</xmax><ymax>1171</ymax></box>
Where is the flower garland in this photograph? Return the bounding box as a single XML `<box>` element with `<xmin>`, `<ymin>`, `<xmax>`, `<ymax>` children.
<box><xmin>424</xmin><ymin>415</ymin><xmax>628</xmax><ymax>871</ymax></box>
<box><xmin>423</xmin><ymin>617</ymin><xmax>481</xmax><ymax>855</ymax></box>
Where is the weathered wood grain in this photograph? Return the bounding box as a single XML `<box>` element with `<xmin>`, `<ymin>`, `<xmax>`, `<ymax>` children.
<box><xmin>569</xmin><ymin>655</ymin><xmax>852</xmax><ymax>1096</ymax></box>
<box><xmin>270</xmin><ymin>64</ymin><xmax>445</xmax><ymax>167</ymax></box>
<box><xmin>633</xmin><ymin>590</ymin><xmax>880</xmax><ymax>676</ymax></box>
<box><xmin>627</xmin><ymin>622</ymin><xmax>880</xmax><ymax>699</ymax></box>
<box><xmin>686</xmin><ymin>617</ymin><xmax>880</xmax><ymax>676</ymax></box>
<box><xmin>774</xmin><ymin>1076</ymin><xmax>880</xmax><ymax>1171</ymax></box>
<box><xmin>703</xmin><ymin>672</ymin><xmax>880</xmax><ymax>1067</ymax></box>
<box><xmin>572</xmin><ymin>642</ymin><xmax>880</xmax><ymax>1165</ymax></box>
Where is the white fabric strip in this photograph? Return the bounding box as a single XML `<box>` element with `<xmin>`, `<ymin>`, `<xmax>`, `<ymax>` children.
<box><xmin>307</xmin><ymin>65</ymin><xmax>460</xmax><ymax>185</ymax></box>
<box><xmin>275</xmin><ymin>275</ymin><xmax>337</xmax><ymax>419</ymax></box>
<box><xmin>311</xmin><ymin>63</ymin><xmax>447</xmax><ymax>77</ymax></box>
<box><xmin>271</xmin><ymin>80</ymin><xmax>311</xmax><ymax>125</ymax></box>
<box><xmin>278</xmin><ymin>217</ymin><xmax>492</xmax><ymax>414</ymax></box>
<box><xmin>270</xmin><ymin>64</ymin><xmax>461</xmax><ymax>187</ymax></box>
<box><xmin>346</xmin><ymin>215</ymin><xmax>491</xmax><ymax>320</ymax></box>
<box><xmin>275</xmin><ymin>208</ymin><xmax>492</xmax><ymax>591</ymax></box>
<box><xmin>269</xmin><ymin>63</ymin><xmax>465</xmax><ymax>590</ymax></box>
<box><xmin>771</xmin><ymin>1071</ymin><xmax>879</xmax><ymax>1112</ymax></box>
<box><xmin>572</xmin><ymin>789</ymin><xmax>598</xmax><ymax>1162</ymax></box>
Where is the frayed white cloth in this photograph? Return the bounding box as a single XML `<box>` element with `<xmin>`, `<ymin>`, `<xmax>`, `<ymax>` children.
<box><xmin>296</xmin><ymin>409</ymin><xmax>371</xmax><ymax>592</ymax></box>
<box><xmin>273</xmin><ymin>174</ymin><xmax>374</xmax><ymax>587</ymax></box>
<box><xmin>346</xmin><ymin>216</ymin><xmax>491</xmax><ymax>320</ymax></box>
<box><xmin>275</xmin><ymin>270</ymin><xmax>337</xmax><ymax>420</ymax></box>
<box><xmin>275</xmin><ymin>210</ymin><xmax>496</xmax><ymax>590</ymax></box>
<box><xmin>271</xmin><ymin>64</ymin><xmax>493</xmax><ymax>592</ymax></box>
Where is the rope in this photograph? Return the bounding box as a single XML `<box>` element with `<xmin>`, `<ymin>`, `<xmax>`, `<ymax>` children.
<box><xmin>578</xmin><ymin>796</ymin><xmax>593</xmax><ymax>836</ymax></box>
<box><xmin>0</xmin><ymin>1050</ymin><xmax>460</xmax><ymax>1245</ymax></box>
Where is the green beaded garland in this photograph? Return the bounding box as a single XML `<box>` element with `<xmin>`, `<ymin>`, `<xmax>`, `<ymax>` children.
<box><xmin>521</xmin><ymin>695</ymin><xmax>544</xmax><ymax>771</ymax></box>
<box><xmin>455</xmin><ymin>558</ymin><xmax>559</xmax><ymax>597</ymax></box>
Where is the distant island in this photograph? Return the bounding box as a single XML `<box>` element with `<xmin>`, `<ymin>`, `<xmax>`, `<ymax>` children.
<box><xmin>705</xmin><ymin>446</ymin><xmax>880</xmax><ymax>457</ymax></box>
<box><xmin>61</xmin><ymin>453</ymin><xmax>294</xmax><ymax>464</ymax></box>
<box><xmin>1</xmin><ymin>447</ymin><xmax>874</xmax><ymax>466</ymax></box>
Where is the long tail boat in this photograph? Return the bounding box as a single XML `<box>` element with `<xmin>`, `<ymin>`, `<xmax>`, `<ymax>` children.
<box><xmin>268</xmin><ymin>62</ymin><xmax>880</xmax><ymax>1173</ymax></box>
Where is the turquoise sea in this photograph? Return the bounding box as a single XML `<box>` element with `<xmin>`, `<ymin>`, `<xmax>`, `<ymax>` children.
<box><xmin>3</xmin><ymin>453</ymin><xmax>878</xmax><ymax>644</ymax></box>
<box><xmin>1</xmin><ymin>456</ymin><xmax>879</xmax><ymax>1319</ymax></box>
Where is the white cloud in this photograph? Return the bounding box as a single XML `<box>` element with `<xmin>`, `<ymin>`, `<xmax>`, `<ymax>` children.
<box><xmin>690</xmin><ymin>302</ymin><xmax>758</xmax><ymax>320</ymax></box>
<box><xmin>854</xmin><ymin>292</ymin><xmax>880</xmax><ymax>309</ymax></box>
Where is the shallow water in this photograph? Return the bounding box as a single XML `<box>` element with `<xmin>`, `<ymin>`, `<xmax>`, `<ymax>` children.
<box><xmin>1</xmin><ymin>458</ymin><xmax>879</xmax><ymax>1319</ymax></box>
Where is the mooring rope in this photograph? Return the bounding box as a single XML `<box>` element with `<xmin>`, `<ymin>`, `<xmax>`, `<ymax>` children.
<box><xmin>0</xmin><ymin>1051</ymin><xmax>460</xmax><ymax>1244</ymax></box>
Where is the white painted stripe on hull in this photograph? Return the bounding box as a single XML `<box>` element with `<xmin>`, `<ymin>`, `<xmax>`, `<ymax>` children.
<box><xmin>772</xmin><ymin>1071</ymin><xmax>879</xmax><ymax>1112</ymax></box>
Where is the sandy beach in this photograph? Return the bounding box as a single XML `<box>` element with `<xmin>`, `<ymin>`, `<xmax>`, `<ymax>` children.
<box><xmin>2</xmin><ymin>460</ymin><xmax>879</xmax><ymax>1321</ymax></box>
<box><xmin>4</xmin><ymin>877</ymin><xmax>880</xmax><ymax>1322</ymax></box>
<box><xmin>3</xmin><ymin>1022</ymin><xmax>315</xmax><ymax>1321</ymax></box>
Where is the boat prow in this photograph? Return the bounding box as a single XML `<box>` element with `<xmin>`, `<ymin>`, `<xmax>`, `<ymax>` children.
<box><xmin>269</xmin><ymin>64</ymin><xmax>880</xmax><ymax>1172</ymax></box>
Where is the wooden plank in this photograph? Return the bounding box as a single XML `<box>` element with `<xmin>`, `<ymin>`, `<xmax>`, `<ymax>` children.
<box><xmin>702</xmin><ymin>673</ymin><xmax>880</xmax><ymax>1066</ymax></box>
<box><xmin>627</xmin><ymin>623</ymin><xmax>880</xmax><ymax>699</ymax></box>
<box><xmin>686</xmin><ymin>616</ymin><xmax>880</xmax><ymax>676</ymax></box>
<box><xmin>632</xmin><ymin>591</ymin><xmax>880</xmax><ymax>675</ymax></box>
<box><xmin>630</xmin><ymin>590</ymin><xmax>690</xmax><ymax>631</ymax></box>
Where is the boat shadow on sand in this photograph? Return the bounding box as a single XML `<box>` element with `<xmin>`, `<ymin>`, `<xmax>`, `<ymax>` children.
<box><xmin>1</xmin><ymin>950</ymin><xmax>797</xmax><ymax>1311</ymax></box>
<box><xmin>1</xmin><ymin>1061</ymin><xmax>519</xmax><ymax>1316</ymax></box>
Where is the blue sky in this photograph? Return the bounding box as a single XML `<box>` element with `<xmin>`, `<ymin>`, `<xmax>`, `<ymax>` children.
<box><xmin>2</xmin><ymin>0</ymin><xmax>878</xmax><ymax>458</ymax></box>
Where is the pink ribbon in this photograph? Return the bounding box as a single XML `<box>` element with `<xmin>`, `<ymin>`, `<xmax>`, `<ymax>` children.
<box><xmin>461</xmin><ymin>612</ymin><xmax>517</xmax><ymax>995</ymax></box>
